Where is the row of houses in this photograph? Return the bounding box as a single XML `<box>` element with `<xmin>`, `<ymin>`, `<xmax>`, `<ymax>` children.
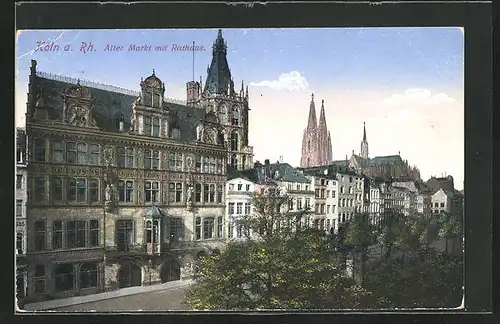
<box><xmin>225</xmin><ymin>159</ymin><xmax>464</xmax><ymax>239</ymax></box>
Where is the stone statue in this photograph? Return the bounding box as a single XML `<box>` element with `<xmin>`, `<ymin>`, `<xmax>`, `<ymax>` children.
<box><xmin>187</xmin><ymin>185</ymin><xmax>193</xmax><ymax>203</ymax></box>
<box><xmin>110</xmin><ymin>184</ymin><xmax>116</xmax><ymax>202</ymax></box>
<box><xmin>196</xmin><ymin>123</ymin><xmax>204</xmax><ymax>141</ymax></box>
<box><xmin>105</xmin><ymin>184</ymin><xmax>112</xmax><ymax>202</ymax></box>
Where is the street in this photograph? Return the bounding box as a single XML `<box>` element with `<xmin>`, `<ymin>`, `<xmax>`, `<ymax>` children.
<box><xmin>51</xmin><ymin>284</ymin><xmax>190</xmax><ymax>312</ymax></box>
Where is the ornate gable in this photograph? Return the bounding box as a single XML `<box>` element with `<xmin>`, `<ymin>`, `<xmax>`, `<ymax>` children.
<box><xmin>62</xmin><ymin>82</ymin><xmax>98</xmax><ymax>128</ymax></box>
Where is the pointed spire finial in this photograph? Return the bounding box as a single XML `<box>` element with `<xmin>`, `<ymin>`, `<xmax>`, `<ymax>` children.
<box><xmin>218</xmin><ymin>29</ymin><xmax>223</xmax><ymax>38</ymax></box>
<box><xmin>311</xmin><ymin>93</ymin><xmax>314</xmax><ymax>101</ymax></box>
<box><xmin>322</xmin><ymin>99</ymin><xmax>324</xmax><ymax>105</ymax></box>
<box><xmin>363</xmin><ymin>122</ymin><xmax>367</xmax><ymax>142</ymax></box>
<box><xmin>152</xmin><ymin>69</ymin><xmax>156</xmax><ymax>75</ymax></box>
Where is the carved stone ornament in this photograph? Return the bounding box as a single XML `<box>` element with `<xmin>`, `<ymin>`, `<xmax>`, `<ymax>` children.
<box><xmin>103</xmin><ymin>146</ymin><xmax>115</xmax><ymax>166</ymax></box>
<box><xmin>66</xmin><ymin>104</ymin><xmax>97</xmax><ymax>128</ymax></box>
<box><xmin>203</xmin><ymin>128</ymin><xmax>216</xmax><ymax>145</ymax></box>
<box><xmin>196</xmin><ymin>123</ymin><xmax>204</xmax><ymax>142</ymax></box>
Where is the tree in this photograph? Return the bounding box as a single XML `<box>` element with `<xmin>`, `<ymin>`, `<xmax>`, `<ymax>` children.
<box><xmin>183</xmin><ymin>187</ymin><xmax>384</xmax><ymax>310</ymax></box>
<box><xmin>343</xmin><ymin>212</ymin><xmax>374</xmax><ymax>283</ymax></box>
<box><xmin>363</xmin><ymin>249</ymin><xmax>463</xmax><ymax>308</ymax></box>
<box><xmin>437</xmin><ymin>211</ymin><xmax>462</xmax><ymax>254</ymax></box>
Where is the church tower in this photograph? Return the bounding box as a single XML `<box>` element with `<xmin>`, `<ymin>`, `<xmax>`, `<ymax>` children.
<box><xmin>197</xmin><ymin>29</ymin><xmax>253</xmax><ymax>170</ymax></box>
<box><xmin>300</xmin><ymin>94</ymin><xmax>318</xmax><ymax>167</ymax></box>
<box><xmin>360</xmin><ymin>122</ymin><xmax>369</xmax><ymax>159</ymax></box>
<box><xmin>317</xmin><ymin>99</ymin><xmax>332</xmax><ymax>165</ymax></box>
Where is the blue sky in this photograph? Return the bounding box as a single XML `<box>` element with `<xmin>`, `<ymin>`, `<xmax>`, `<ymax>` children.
<box><xmin>16</xmin><ymin>28</ymin><xmax>464</xmax><ymax>188</ymax></box>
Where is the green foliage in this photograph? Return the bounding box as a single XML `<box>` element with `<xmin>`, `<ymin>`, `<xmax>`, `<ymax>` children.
<box><xmin>184</xmin><ymin>189</ymin><xmax>383</xmax><ymax>310</ymax></box>
<box><xmin>437</xmin><ymin>212</ymin><xmax>462</xmax><ymax>239</ymax></box>
<box><xmin>344</xmin><ymin>213</ymin><xmax>374</xmax><ymax>250</ymax></box>
<box><xmin>364</xmin><ymin>249</ymin><xmax>463</xmax><ymax>308</ymax></box>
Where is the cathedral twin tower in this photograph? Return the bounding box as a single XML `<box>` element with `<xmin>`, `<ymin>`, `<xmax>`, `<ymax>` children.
<box><xmin>300</xmin><ymin>94</ymin><xmax>333</xmax><ymax>167</ymax></box>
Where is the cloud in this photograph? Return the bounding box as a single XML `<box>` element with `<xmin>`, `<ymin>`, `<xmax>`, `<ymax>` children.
<box><xmin>380</xmin><ymin>88</ymin><xmax>457</xmax><ymax>106</ymax></box>
<box><xmin>249</xmin><ymin>71</ymin><xmax>309</xmax><ymax>91</ymax></box>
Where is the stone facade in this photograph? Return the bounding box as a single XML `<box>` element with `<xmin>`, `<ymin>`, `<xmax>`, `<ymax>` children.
<box><xmin>16</xmin><ymin>128</ymin><xmax>28</xmax><ymax>301</ymax></box>
<box><xmin>22</xmin><ymin>30</ymin><xmax>244</xmax><ymax>304</ymax></box>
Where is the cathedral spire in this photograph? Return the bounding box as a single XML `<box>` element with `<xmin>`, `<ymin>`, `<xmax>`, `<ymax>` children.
<box><xmin>306</xmin><ymin>93</ymin><xmax>317</xmax><ymax>131</ymax></box>
<box><xmin>363</xmin><ymin>121</ymin><xmax>367</xmax><ymax>141</ymax></box>
<box><xmin>318</xmin><ymin>99</ymin><xmax>326</xmax><ymax>127</ymax></box>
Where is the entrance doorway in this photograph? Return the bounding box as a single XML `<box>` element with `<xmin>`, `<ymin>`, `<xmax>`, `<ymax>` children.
<box><xmin>118</xmin><ymin>262</ymin><xmax>142</xmax><ymax>288</ymax></box>
<box><xmin>160</xmin><ymin>259</ymin><xmax>181</xmax><ymax>283</ymax></box>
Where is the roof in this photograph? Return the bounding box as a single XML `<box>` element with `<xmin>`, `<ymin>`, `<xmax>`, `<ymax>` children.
<box><xmin>246</xmin><ymin>163</ymin><xmax>310</xmax><ymax>185</ymax></box>
<box><xmin>34</xmin><ymin>73</ymin><xmax>204</xmax><ymax>143</ymax></box>
<box><xmin>425</xmin><ymin>176</ymin><xmax>455</xmax><ymax>193</ymax></box>
<box><xmin>368</xmin><ymin>155</ymin><xmax>404</xmax><ymax>166</ymax></box>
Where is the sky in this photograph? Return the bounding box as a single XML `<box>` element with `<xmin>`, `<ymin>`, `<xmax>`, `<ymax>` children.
<box><xmin>15</xmin><ymin>28</ymin><xmax>464</xmax><ymax>189</ymax></box>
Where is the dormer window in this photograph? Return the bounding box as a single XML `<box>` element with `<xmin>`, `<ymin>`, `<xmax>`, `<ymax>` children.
<box><xmin>144</xmin><ymin>116</ymin><xmax>160</xmax><ymax>137</ymax></box>
<box><xmin>274</xmin><ymin>171</ymin><xmax>279</xmax><ymax>178</ymax></box>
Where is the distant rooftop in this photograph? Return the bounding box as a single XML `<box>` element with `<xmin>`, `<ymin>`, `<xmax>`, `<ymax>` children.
<box><xmin>36</xmin><ymin>71</ymin><xmax>187</xmax><ymax>105</ymax></box>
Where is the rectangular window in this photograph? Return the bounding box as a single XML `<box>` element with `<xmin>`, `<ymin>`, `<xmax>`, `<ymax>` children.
<box><xmin>216</xmin><ymin>157</ymin><xmax>223</xmax><ymax>174</ymax></box>
<box><xmin>228</xmin><ymin>223</ymin><xmax>233</xmax><ymax>238</ymax></box>
<box><xmin>169</xmin><ymin>218</ymin><xmax>184</xmax><ymax>242</ymax></box>
<box><xmin>245</xmin><ymin>184</ymin><xmax>250</xmax><ymax>191</ymax></box>
<box><xmin>53</xmin><ymin>220</ymin><xmax>63</xmax><ymax>249</ymax></box>
<box><xmin>203</xmin><ymin>217</ymin><xmax>214</xmax><ymax>239</ymax></box>
<box><xmin>145</xmin><ymin>181</ymin><xmax>160</xmax><ymax>203</ymax></box>
<box><xmin>195</xmin><ymin>183</ymin><xmax>202</xmax><ymax>203</ymax></box>
<box><xmin>116</xmin><ymin>220</ymin><xmax>134</xmax><ymax>250</ymax></box>
<box><xmin>34</xmin><ymin>265</ymin><xmax>46</xmax><ymax>294</ymax></box>
<box><xmin>195</xmin><ymin>217</ymin><xmax>201</xmax><ymax>240</ymax></box>
<box><xmin>315</xmin><ymin>189</ymin><xmax>320</xmax><ymax>198</ymax></box>
<box><xmin>152</xmin><ymin>117</ymin><xmax>160</xmax><ymax>137</ymax></box>
<box><xmin>195</xmin><ymin>156</ymin><xmax>202</xmax><ymax>173</ymax></box>
<box><xmin>168</xmin><ymin>153</ymin><xmax>182</xmax><ymax>171</ymax></box>
<box><xmin>203</xmin><ymin>184</ymin><xmax>209</xmax><ymax>203</ymax></box>
<box><xmin>236</xmin><ymin>202</ymin><xmax>243</xmax><ymax>214</ymax></box>
<box><xmin>66</xmin><ymin>142</ymin><xmax>77</xmax><ymax>164</ymax></box>
<box><xmin>33</xmin><ymin>138</ymin><xmax>46</xmax><ymax>162</ymax></box>
<box><xmin>327</xmin><ymin>205</ymin><xmax>330</xmax><ymax>214</ymax></box>
<box><xmin>117</xmin><ymin>147</ymin><xmax>134</xmax><ymax>168</ymax></box>
<box><xmin>305</xmin><ymin>198</ymin><xmax>310</xmax><ymax>209</ymax></box>
<box><xmin>118</xmin><ymin>180</ymin><xmax>134</xmax><ymax>202</ymax></box>
<box><xmin>217</xmin><ymin>216</ymin><xmax>223</xmax><ymax>238</ymax></box>
<box><xmin>228</xmin><ymin>202</ymin><xmax>235</xmax><ymax>215</ymax></box>
<box><xmin>16</xmin><ymin>232</ymin><xmax>23</xmax><ymax>254</ymax></box>
<box><xmin>209</xmin><ymin>184</ymin><xmax>215</xmax><ymax>203</ymax></box>
<box><xmin>34</xmin><ymin>177</ymin><xmax>46</xmax><ymax>203</ymax></box>
<box><xmin>229</xmin><ymin>184</ymin><xmax>235</xmax><ymax>191</ymax></box>
<box><xmin>77</xmin><ymin>178</ymin><xmax>87</xmax><ymax>202</ymax></box>
<box><xmin>90</xmin><ymin>220</ymin><xmax>100</xmax><ymax>247</ymax></box>
<box><xmin>77</xmin><ymin>143</ymin><xmax>88</xmax><ymax>164</ymax></box>
<box><xmin>52</xmin><ymin>141</ymin><xmax>64</xmax><ymax>163</ymax></box>
<box><xmin>209</xmin><ymin>157</ymin><xmax>216</xmax><ymax>174</ymax></box>
<box><xmin>203</xmin><ymin>157</ymin><xmax>210</xmax><ymax>173</ymax></box>
<box><xmin>245</xmin><ymin>203</ymin><xmax>251</xmax><ymax>215</ymax></box>
<box><xmin>67</xmin><ymin>220</ymin><xmax>86</xmax><ymax>248</ymax></box>
<box><xmin>440</xmin><ymin>202</ymin><xmax>445</xmax><ymax>207</ymax></box>
<box><xmin>16</xmin><ymin>175</ymin><xmax>22</xmax><ymax>190</ymax></box>
<box><xmin>288</xmin><ymin>199</ymin><xmax>294</xmax><ymax>211</ymax></box>
<box><xmin>169</xmin><ymin>182</ymin><xmax>183</xmax><ymax>203</ymax></box>
<box><xmin>34</xmin><ymin>221</ymin><xmax>46</xmax><ymax>251</ymax></box>
<box><xmin>144</xmin><ymin>150</ymin><xmax>160</xmax><ymax>170</ymax></box>
<box><xmin>237</xmin><ymin>184</ymin><xmax>243</xmax><ymax>191</ymax></box>
<box><xmin>144</xmin><ymin>116</ymin><xmax>152</xmax><ymax>135</ymax></box>
<box><xmin>52</xmin><ymin>177</ymin><xmax>63</xmax><ymax>202</ymax></box>
<box><xmin>217</xmin><ymin>184</ymin><xmax>223</xmax><ymax>203</ymax></box>
<box><xmin>89</xmin><ymin>179</ymin><xmax>99</xmax><ymax>202</ymax></box>
<box><xmin>66</xmin><ymin>178</ymin><xmax>77</xmax><ymax>202</ymax></box>
<box><xmin>16</xmin><ymin>200</ymin><xmax>22</xmax><ymax>217</ymax></box>
<box><xmin>90</xmin><ymin>144</ymin><xmax>100</xmax><ymax>165</ymax></box>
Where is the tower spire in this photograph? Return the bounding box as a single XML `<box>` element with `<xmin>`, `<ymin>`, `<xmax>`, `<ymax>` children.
<box><xmin>306</xmin><ymin>93</ymin><xmax>317</xmax><ymax>131</ymax></box>
<box><xmin>360</xmin><ymin>121</ymin><xmax>369</xmax><ymax>159</ymax></box>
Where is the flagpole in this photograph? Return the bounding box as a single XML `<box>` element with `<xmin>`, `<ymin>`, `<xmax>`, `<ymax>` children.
<box><xmin>192</xmin><ymin>41</ymin><xmax>195</xmax><ymax>82</ymax></box>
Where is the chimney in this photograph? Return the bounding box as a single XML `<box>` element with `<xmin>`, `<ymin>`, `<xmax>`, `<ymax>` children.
<box><xmin>264</xmin><ymin>159</ymin><xmax>270</xmax><ymax>165</ymax></box>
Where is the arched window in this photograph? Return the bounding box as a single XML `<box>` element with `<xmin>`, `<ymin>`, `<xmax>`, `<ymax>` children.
<box><xmin>231</xmin><ymin>131</ymin><xmax>239</xmax><ymax>151</ymax></box>
<box><xmin>79</xmin><ymin>263</ymin><xmax>98</xmax><ymax>289</ymax></box>
<box><xmin>242</xmin><ymin>155</ymin><xmax>246</xmax><ymax>169</ymax></box>
<box><xmin>153</xmin><ymin>219</ymin><xmax>159</xmax><ymax>244</ymax></box>
<box><xmin>54</xmin><ymin>263</ymin><xmax>74</xmax><ymax>292</ymax></box>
